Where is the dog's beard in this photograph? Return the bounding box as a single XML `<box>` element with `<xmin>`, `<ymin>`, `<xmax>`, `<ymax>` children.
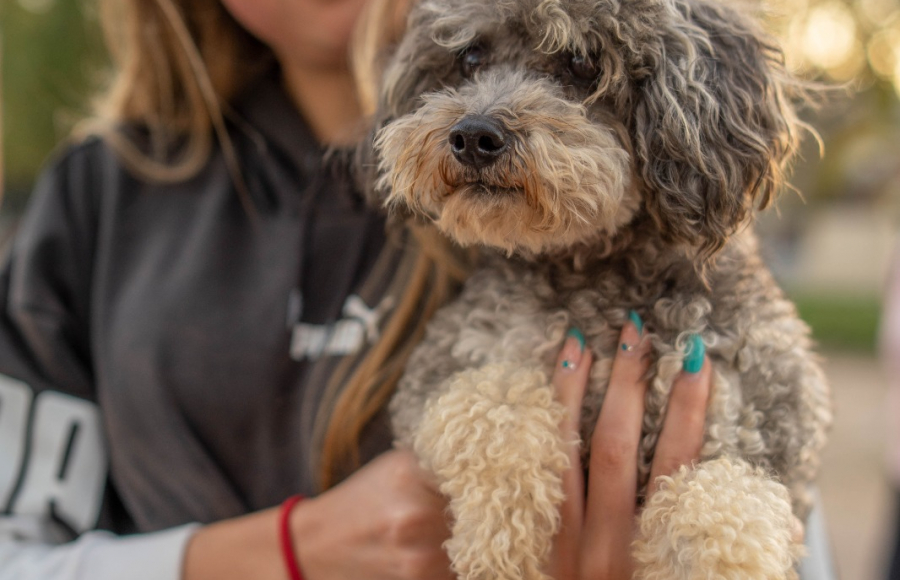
<box><xmin>375</xmin><ymin>72</ymin><xmax>637</xmax><ymax>256</ymax></box>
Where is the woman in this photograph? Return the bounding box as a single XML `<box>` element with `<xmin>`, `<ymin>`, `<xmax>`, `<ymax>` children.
<box><xmin>0</xmin><ymin>0</ymin><xmax>713</xmax><ymax>579</ymax></box>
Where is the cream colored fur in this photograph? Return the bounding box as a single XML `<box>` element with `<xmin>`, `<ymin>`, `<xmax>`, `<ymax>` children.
<box><xmin>414</xmin><ymin>363</ymin><xmax>569</xmax><ymax>580</ymax></box>
<box><xmin>634</xmin><ymin>458</ymin><xmax>804</xmax><ymax>580</ymax></box>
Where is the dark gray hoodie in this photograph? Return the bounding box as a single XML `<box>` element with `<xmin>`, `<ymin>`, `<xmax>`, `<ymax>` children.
<box><xmin>0</xmin><ymin>76</ymin><xmax>403</xmax><ymax>578</ymax></box>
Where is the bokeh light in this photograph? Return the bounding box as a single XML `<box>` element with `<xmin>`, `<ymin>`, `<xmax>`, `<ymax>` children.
<box><xmin>769</xmin><ymin>0</ymin><xmax>900</xmax><ymax>95</ymax></box>
<box><xmin>802</xmin><ymin>2</ymin><xmax>858</xmax><ymax>69</ymax></box>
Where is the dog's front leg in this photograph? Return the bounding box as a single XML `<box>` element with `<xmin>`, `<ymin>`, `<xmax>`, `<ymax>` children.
<box><xmin>412</xmin><ymin>362</ymin><xmax>571</xmax><ymax>580</ymax></box>
<box><xmin>633</xmin><ymin>456</ymin><xmax>803</xmax><ymax>580</ymax></box>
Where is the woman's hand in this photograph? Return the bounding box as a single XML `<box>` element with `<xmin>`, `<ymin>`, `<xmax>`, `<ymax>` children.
<box><xmin>182</xmin><ymin>317</ymin><xmax>718</xmax><ymax>580</ymax></box>
<box><xmin>546</xmin><ymin>318</ymin><xmax>713</xmax><ymax>580</ymax></box>
<box><xmin>183</xmin><ymin>449</ymin><xmax>452</xmax><ymax>580</ymax></box>
<box><xmin>294</xmin><ymin>449</ymin><xmax>453</xmax><ymax>580</ymax></box>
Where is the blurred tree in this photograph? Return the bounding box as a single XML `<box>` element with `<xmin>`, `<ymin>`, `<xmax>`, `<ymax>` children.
<box><xmin>760</xmin><ymin>0</ymin><xmax>900</xmax><ymax>211</ymax></box>
<box><xmin>760</xmin><ymin>0</ymin><xmax>900</xmax><ymax>352</ymax></box>
<box><xmin>0</xmin><ymin>0</ymin><xmax>105</xmax><ymax>209</ymax></box>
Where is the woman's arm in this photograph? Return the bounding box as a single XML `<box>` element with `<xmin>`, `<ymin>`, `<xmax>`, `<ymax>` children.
<box><xmin>184</xmin><ymin>450</ymin><xmax>453</xmax><ymax>580</ymax></box>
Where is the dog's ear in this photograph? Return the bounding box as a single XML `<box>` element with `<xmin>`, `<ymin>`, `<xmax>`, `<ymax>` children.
<box><xmin>632</xmin><ymin>0</ymin><xmax>803</xmax><ymax>261</ymax></box>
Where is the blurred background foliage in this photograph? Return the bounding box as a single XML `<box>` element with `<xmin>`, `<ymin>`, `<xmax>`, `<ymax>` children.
<box><xmin>766</xmin><ymin>0</ymin><xmax>900</xmax><ymax>208</ymax></box>
<box><xmin>762</xmin><ymin>0</ymin><xmax>900</xmax><ymax>352</ymax></box>
<box><xmin>1</xmin><ymin>0</ymin><xmax>106</xmax><ymax>212</ymax></box>
<box><xmin>1</xmin><ymin>0</ymin><xmax>900</xmax><ymax>350</ymax></box>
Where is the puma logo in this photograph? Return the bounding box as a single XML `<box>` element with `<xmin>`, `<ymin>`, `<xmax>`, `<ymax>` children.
<box><xmin>289</xmin><ymin>294</ymin><xmax>395</xmax><ymax>360</ymax></box>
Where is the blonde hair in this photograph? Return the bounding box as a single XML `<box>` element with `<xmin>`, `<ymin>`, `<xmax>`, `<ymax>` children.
<box><xmin>318</xmin><ymin>0</ymin><xmax>477</xmax><ymax>488</ymax></box>
<box><xmin>86</xmin><ymin>0</ymin><xmax>271</xmax><ymax>184</ymax></box>
<box><xmin>87</xmin><ymin>0</ymin><xmax>467</xmax><ymax>489</ymax></box>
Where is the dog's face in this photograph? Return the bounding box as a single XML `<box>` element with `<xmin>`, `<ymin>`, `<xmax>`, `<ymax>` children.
<box><xmin>372</xmin><ymin>0</ymin><xmax>801</xmax><ymax>259</ymax></box>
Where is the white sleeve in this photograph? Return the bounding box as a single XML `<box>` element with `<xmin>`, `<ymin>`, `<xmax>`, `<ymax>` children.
<box><xmin>0</xmin><ymin>375</ymin><xmax>202</xmax><ymax>580</ymax></box>
<box><xmin>798</xmin><ymin>494</ymin><xmax>837</xmax><ymax>580</ymax></box>
<box><xmin>0</xmin><ymin>515</ymin><xmax>199</xmax><ymax>580</ymax></box>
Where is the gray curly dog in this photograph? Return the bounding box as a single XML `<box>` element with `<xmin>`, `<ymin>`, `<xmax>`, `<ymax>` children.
<box><xmin>365</xmin><ymin>0</ymin><xmax>833</xmax><ymax>578</ymax></box>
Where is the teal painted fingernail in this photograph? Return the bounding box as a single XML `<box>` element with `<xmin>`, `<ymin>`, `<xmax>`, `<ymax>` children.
<box><xmin>683</xmin><ymin>334</ymin><xmax>705</xmax><ymax>374</ymax></box>
<box><xmin>629</xmin><ymin>310</ymin><xmax>643</xmax><ymax>335</ymax></box>
<box><xmin>566</xmin><ymin>327</ymin><xmax>586</xmax><ymax>352</ymax></box>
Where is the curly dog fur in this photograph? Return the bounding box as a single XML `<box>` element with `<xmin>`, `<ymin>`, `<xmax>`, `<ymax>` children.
<box><xmin>362</xmin><ymin>0</ymin><xmax>833</xmax><ymax>578</ymax></box>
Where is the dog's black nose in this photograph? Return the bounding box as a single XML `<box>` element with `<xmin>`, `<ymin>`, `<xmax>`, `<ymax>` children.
<box><xmin>449</xmin><ymin>116</ymin><xmax>508</xmax><ymax>169</ymax></box>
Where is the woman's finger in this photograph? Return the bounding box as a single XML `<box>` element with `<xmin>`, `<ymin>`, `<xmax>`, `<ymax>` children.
<box><xmin>648</xmin><ymin>342</ymin><xmax>712</xmax><ymax>495</ymax></box>
<box><xmin>581</xmin><ymin>313</ymin><xmax>651</xmax><ymax>579</ymax></box>
<box><xmin>548</xmin><ymin>329</ymin><xmax>593</xmax><ymax>579</ymax></box>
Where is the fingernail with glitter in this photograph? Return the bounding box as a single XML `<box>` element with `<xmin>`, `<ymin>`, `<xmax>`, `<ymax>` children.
<box><xmin>619</xmin><ymin>312</ymin><xmax>642</xmax><ymax>354</ymax></box>
<box><xmin>561</xmin><ymin>328</ymin><xmax>585</xmax><ymax>372</ymax></box>
<box><xmin>683</xmin><ymin>334</ymin><xmax>705</xmax><ymax>374</ymax></box>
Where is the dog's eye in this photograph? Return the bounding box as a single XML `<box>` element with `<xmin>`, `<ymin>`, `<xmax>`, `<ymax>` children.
<box><xmin>569</xmin><ymin>53</ymin><xmax>600</xmax><ymax>82</ymax></box>
<box><xmin>460</xmin><ymin>45</ymin><xmax>487</xmax><ymax>77</ymax></box>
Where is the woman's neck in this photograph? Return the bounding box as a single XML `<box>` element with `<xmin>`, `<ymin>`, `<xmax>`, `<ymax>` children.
<box><xmin>281</xmin><ymin>61</ymin><xmax>362</xmax><ymax>147</ymax></box>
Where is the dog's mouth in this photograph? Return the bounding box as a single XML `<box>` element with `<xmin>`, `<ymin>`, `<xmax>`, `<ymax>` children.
<box><xmin>456</xmin><ymin>183</ymin><xmax>522</xmax><ymax>198</ymax></box>
<box><xmin>442</xmin><ymin>176</ymin><xmax>539</xmax><ymax>212</ymax></box>
<box><xmin>438</xmin><ymin>151</ymin><xmax>535</xmax><ymax>203</ymax></box>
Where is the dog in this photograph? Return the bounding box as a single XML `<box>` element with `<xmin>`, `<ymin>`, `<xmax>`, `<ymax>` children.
<box><xmin>365</xmin><ymin>0</ymin><xmax>833</xmax><ymax>578</ymax></box>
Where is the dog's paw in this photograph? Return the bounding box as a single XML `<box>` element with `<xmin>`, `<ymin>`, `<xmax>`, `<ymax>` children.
<box><xmin>633</xmin><ymin>456</ymin><xmax>803</xmax><ymax>580</ymax></box>
<box><xmin>414</xmin><ymin>362</ymin><xmax>570</xmax><ymax>580</ymax></box>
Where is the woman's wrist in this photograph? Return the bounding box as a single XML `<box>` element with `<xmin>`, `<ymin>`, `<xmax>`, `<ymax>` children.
<box><xmin>290</xmin><ymin>494</ymin><xmax>326</xmax><ymax>580</ymax></box>
<box><xmin>279</xmin><ymin>496</ymin><xmax>307</xmax><ymax>580</ymax></box>
<box><xmin>182</xmin><ymin>508</ymin><xmax>285</xmax><ymax>580</ymax></box>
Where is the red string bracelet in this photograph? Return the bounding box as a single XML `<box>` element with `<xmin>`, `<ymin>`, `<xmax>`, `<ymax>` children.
<box><xmin>278</xmin><ymin>495</ymin><xmax>306</xmax><ymax>580</ymax></box>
